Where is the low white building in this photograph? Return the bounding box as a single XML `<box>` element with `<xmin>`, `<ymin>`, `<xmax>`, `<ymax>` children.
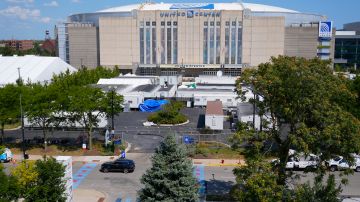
<box><xmin>0</xmin><ymin>55</ymin><xmax>77</xmax><ymax>87</ymax></box>
<box><xmin>205</xmin><ymin>101</ymin><xmax>224</xmax><ymax>130</ymax></box>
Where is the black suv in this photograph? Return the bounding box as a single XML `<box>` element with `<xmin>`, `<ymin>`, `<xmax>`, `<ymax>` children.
<box><xmin>100</xmin><ymin>158</ymin><xmax>135</xmax><ymax>173</ymax></box>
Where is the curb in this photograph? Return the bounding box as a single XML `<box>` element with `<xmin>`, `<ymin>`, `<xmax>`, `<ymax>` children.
<box><xmin>4</xmin><ymin>126</ymin><xmax>21</xmax><ymax>131</ymax></box>
<box><xmin>158</xmin><ymin>120</ymin><xmax>190</xmax><ymax>127</ymax></box>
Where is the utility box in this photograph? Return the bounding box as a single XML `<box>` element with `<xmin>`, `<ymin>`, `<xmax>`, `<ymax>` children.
<box><xmin>205</xmin><ymin>101</ymin><xmax>224</xmax><ymax>130</ymax></box>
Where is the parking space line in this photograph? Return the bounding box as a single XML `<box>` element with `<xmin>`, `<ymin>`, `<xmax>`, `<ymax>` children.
<box><xmin>72</xmin><ymin>163</ymin><xmax>97</xmax><ymax>189</ymax></box>
<box><xmin>193</xmin><ymin>165</ymin><xmax>206</xmax><ymax>196</ymax></box>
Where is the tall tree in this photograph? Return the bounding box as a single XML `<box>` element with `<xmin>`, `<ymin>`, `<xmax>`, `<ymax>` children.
<box><xmin>26</xmin><ymin>157</ymin><xmax>66</xmax><ymax>202</ymax></box>
<box><xmin>231</xmin><ymin>56</ymin><xmax>360</xmax><ymax>199</ymax></box>
<box><xmin>139</xmin><ymin>135</ymin><xmax>199</xmax><ymax>201</ymax></box>
<box><xmin>0</xmin><ymin>84</ymin><xmax>20</xmax><ymax>144</ymax></box>
<box><xmin>11</xmin><ymin>160</ymin><xmax>38</xmax><ymax>198</ymax></box>
<box><xmin>24</xmin><ymin>83</ymin><xmax>58</xmax><ymax>151</ymax></box>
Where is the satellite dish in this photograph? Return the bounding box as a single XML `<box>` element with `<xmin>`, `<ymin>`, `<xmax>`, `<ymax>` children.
<box><xmin>217</xmin><ymin>70</ymin><xmax>223</xmax><ymax>77</ymax></box>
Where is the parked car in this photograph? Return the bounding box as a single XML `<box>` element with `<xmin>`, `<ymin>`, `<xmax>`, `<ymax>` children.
<box><xmin>326</xmin><ymin>155</ymin><xmax>360</xmax><ymax>172</ymax></box>
<box><xmin>294</xmin><ymin>154</ymin><xmax>319</xmax><ymax>170</ymax></box>
<box><xmin>0</xmin><ymin>148</ymin><xmax>13</xmax><ymax>163</ymax></box>
<box><xmin>271</xmin><ymin>155</ymin><xmax>297</xmax><ymax>170</ymax></box>
<box><xmin>100</xmin><ymin>158</ymin><xmax>135</xmax><ymax>173</ymax></box>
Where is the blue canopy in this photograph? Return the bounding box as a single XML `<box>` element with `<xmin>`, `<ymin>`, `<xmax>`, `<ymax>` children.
<box><xmin>139</xmin><ymin>99</ymin><xmax>169</xmax><ymax>112</ymax></box>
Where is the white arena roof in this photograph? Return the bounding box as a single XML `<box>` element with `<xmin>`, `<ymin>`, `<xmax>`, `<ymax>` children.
<box><xmin>0</xmin><ymin>55</ymin><xmax>77</xmax><ymax>87</ymax></box>
<box><xmin>98</xmin><ymin>2</ymin><xmax>299</xmax><ymax>13</ymax></box>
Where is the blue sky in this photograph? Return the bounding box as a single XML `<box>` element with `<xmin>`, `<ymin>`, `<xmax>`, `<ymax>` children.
<box><xmin>0</xmin><ymin>0</ymin><xmax>359</xmax><ymax>40</ymax></box>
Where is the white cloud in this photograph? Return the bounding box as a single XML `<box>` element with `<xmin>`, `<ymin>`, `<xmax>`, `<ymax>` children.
<box><xmin>0</xmin><ymin>6</ymin><xmax>51</xmax><ymax>23</ymax></box>
<box><xmin>44</xmin><ymin>1</ymin><xmax>59</xmax><ymax>7</ymax></box>
<box><xmin>71</xmin><ymin>0</ymin><xmax>80</xmax><ymax>3</ymax></box>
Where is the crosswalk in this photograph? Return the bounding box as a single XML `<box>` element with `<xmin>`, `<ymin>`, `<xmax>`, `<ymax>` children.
<box><xmin>72</xmin><ymin>163</ymin><xmax>97</xmax><ymax>189</ymax></box>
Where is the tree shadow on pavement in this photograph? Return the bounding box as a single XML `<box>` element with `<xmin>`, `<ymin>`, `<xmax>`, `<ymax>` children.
<box><xmin>206</xmin><ymin>179</ymin><xmax>235</xmax><ymax>195</ymax></box>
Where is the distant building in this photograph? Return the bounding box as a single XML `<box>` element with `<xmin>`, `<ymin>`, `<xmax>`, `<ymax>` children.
<box><xmin>41</xmin><ymin>39</ymin><xmax>56</xmax><ymax>55</ymax></box>
<box><xmin>2</xmin><ymin>40</ymin><xmax>34</xmax><ymax>51</ymax></box>
<box><xmin>335</xmin><ymin>22</ymin><xmax>360</xmax><ymax>70</ymax></box>
<box><xmin>205</xmin><ymin>101</ymin><xmax>224</xmax><ymax>130</ymax></box>
<box><xmin>56</xmin><ymin>2</ymin><xmax>333</xmax><ymax>74</ymax></box>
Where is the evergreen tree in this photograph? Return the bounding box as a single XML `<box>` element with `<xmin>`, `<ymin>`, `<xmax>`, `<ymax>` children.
<box><xmin>139</xmin><ymin>135</ymin><xmax>199</xmax><ymax>202</ymax></box>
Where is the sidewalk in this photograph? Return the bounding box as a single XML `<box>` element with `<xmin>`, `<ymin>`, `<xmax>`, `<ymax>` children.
<box><xmin>73</xmin><ymin>189</ymin><xmax>106</xmax><ymax>202</ymax></box>
<box><xmin>13</xmin><ymin>154</ymin><xmax>244</xmax><ymax>167</ymax></box>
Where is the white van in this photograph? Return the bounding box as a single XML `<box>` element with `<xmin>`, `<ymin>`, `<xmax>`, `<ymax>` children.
<box><xmin>326</xmin><ymin>155</ymin><xmax>360</xmax><ymax>172</ymax></box>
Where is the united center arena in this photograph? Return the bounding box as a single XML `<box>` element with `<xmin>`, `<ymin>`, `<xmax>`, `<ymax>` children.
<box><xmin>56</xmin><ymin>2</ymin><xmax>334</xmax><ymax>76</ymax></box>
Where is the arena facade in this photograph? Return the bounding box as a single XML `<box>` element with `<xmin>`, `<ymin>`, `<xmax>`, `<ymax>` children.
<box><xmin>56</xmin><ymin>2</ymin><xmax>334</xmax><ymax>76</ymax></box>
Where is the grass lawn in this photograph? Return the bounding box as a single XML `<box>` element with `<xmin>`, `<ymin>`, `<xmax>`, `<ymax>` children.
<box><xmin>191</xmin><ymin>142</ymin><xmax>244</xmax><ymax>159</ymax></box>
<box><xmin>4</xmin><ymin>122</ymin><xmax>21</xmax><ymax>130</ymax></box>
<box><xmin>6</xmin><ymin>141</ymin><xmax>127</xmax><ymax>156</ymax></box>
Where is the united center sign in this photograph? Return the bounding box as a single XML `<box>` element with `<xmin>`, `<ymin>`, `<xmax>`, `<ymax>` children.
<box><xmin>160</xmin><ymin>11</ymin><xmax>221</xmax><ymax>18</ymax></box>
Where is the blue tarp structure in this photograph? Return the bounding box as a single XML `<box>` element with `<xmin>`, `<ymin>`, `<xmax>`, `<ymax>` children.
<box><xmin>139</xmin><ymin>99</ymin><xmax>169</xmax><ymax>112</ymax></box>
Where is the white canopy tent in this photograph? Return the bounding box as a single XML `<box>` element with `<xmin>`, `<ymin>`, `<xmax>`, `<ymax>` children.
<box><xmin>0</xmin><ymin>55</ymin><xmax>77</xmax><ymax>87</ymax></box>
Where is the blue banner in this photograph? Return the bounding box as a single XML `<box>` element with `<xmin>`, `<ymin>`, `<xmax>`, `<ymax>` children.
<box><xmin>170</xmin><ymin>3</ymin><xmax>214</xmax><ymax>10</ymax></box>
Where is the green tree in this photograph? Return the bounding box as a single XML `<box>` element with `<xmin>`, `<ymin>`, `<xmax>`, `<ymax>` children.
<box><xmin>231</xmin><ymin>56</ymin><xmax>360</xmax><ymax>199</ymax></box>
<box><xmin>0</xmin><ymin>165</ymin><xmax>20</xmax><ymax>202</ymax></box>
<box><xmin>26</xmin><ymin>157</ymin><xmax>66</xmax><ymax>202</ymax></box>
<box><xmin>11</xmin><ymin>160</ymin><xmax>38</xmax><ymax>198</ymax></box>
<box><xmin>24</xmin><ymin>83</ymin><xmax>59</xmax><ymax>151</ymax></box>
<box><xmin>0</xmin><ymin>84</ymin><xmax>20</xmax><ymax>144</ymax></box>
<box><xmin>139</xmin><ymin>135</ymin><xmax>199</xmax><ymax>201</ymax></box>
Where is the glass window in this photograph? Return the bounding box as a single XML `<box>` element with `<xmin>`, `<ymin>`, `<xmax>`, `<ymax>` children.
<box><xmin>231</xmin><ymin>28</ymin><xmax>236</xmax><ymax>64</ymax></box>
<box><xmin>203</xmin><ymin>28</ymin><xmax>208</xmax><ymax>64</ymax></box>
<box><xmin>161</xmin><ymin>21</ymin><xmax>165</xmax><ymax>26</ymax></box>
<box><xmin>237</xmin><ymin>28</ymin><xmax>242</xmax><ymax>64</ymax></box>
<box><xmin>232</xmin><ymin>21</ymin><xmax>236</xmax><ymax>26</ymax></box>
<box><xmin>152</xmin><ymin>22</ymin><xmax>156</xmax><ymax>26</ymax></box>
<box><xmin>167</xmin><ymin>21</ymin><xmax>171</xmax><ymax>26</ymax></box>
<box><xmin>204</xmin><ymin>21</ymin><xmax>208</xmax><ymax>26</ymax></box>
<box><xmin>161</xmin><ymin>28</ymin><xmax>165</xmax><ymax>64</ymax></box>
<box><xmin>216</xmin><ymin>27</ymin><xmax>220</xmax><ymax>64</ymax></box>
<box><xmin>152</xmin><ymin>28</ymin><xmax>157</xmax><ymax>64</ymax></box>
<box><xmin>173</xmin><ymin>28</ymin><xmax>178</xmax><ymax>64</ymax></box>
<box><xmin>216</xmin><ymin>21</ymin><xmax>220</xmax><ymax>26</ymax></box>
<box><xmin>225</xmin><ymin>28</ymin><xmax>230</xmax><ymax>64</ymax></box>
<box><xmin>146</xmin><ymin>21</ymin><xmax>150</xmax><ymax>26</ymax></box>
<box><xmin>210</xmin><ymin>22</ymin><xmax>214</xmax><ymax>26</ymax></box>
<box><xmin>140</xmin><ymin>28</ymin><xmax>144</xmax><ymax>64</ymax></box>
<box><xmin>167</xmin><ymin>28</ymin><xmax>171</xmax><ymax>64</ymax></box>
<box><xmin>140</xmin><ymin>21</ymin><xmax>144</xmax><ymax>26</ymax></box>
<box><xmin>173</xmin><ymin>21</ymin><xmax>178</xmax><ymax>26</ymax></box>
<box><xmin>226</xmin><ymin>21</ymin><xmax>230</xmax><ymax>26</ymax></box>
<box><xmin>146</xmin><ymin>28</ymin><xmax>151</xmax><ymax>64</ymax></box>
<box><xmin>210</xmin><ymin>27</ymin><xmax>215</xmax><ymax>64</ymax></box>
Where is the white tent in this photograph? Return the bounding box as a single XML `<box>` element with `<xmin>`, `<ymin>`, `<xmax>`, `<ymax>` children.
<box><xmin>0</xmin><ymin>55</ymin><xmax>77</xmax><ymax>87</ymax></box>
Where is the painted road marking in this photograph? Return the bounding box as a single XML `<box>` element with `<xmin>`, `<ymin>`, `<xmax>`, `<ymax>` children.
<box><xmin>193</xmin><ymin>165</ymin><xmax>206</xmax><ymax>196</ymax></box>
<box><xmin>73</xmin><ymin>163</ymin><xmax>97</xmax><ymax>189</ymax></box>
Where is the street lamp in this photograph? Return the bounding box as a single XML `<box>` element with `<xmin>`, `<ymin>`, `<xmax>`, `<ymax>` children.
<box><xmin>108</xmin><ymin>86</ymin><xmax>118</xmax><ymax>132</ymax></box>
<box><xmin>17</xmin><ymin>67</ymin><xmax>26</xmax><ymax>159</ymax></box>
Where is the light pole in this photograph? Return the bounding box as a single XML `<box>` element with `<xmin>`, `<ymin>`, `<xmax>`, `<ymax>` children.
<box><xmin>17</xmin><ymin>67</ymin><xmax>26</xmax><ymax>159</ymax></box>
<box><xmin>108</xmin><ymin>86</ymin><xmax>117</xmax><ymax>133</ymax></box>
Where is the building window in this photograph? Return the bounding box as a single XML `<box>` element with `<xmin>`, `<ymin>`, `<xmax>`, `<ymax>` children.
<box><xmin>204</xmin><ymin>21</ymin><xmax>208</xmax><ymax>26</ymax></box>
<box><xmin>237</xmin><ymin>27</ymin><xmax>242</xmax><ymax>64</ymax></box>
<box><xmin>231</xmin><ymin>27</ymin><xmax>236</xmax><ymax>64</ymax></box>
<box><xmin>140</xmin><ymin>28</ymin><xmax>144</xmax><ymax>64</ymax></box>
<box><xmin>146</xmin><ymin>28</ymin><xmax>151</xmax><ymax>64</ymax></box>
<box><xmin>167</xmin><ymin>21</ymin><xmax>171</xmax><ymax>26</ymax></box>
<box><xmin>173</xmin><ymin>28</ymin><xmax>178</xmax><ymax>64</ymax></box>
<box><xmin>216</xmin><ymin>27</ymin><xmax>220</xmax><ymax>64</ymax></box>
<box><xmin>232</xmin><ymin>21</ymin><xmax>236</xmax><ymax>26</ymax></box>
<box><xmin>225</xmin><ymin>28</ymin><xmax>230</xmax><ymax>64</ymax></box>
<box><xmin>161</xmin><ymin>21</ymin><xmax>165</xmax><ymax>26</ymax></box>
<box><xmin>226</xmin><ymin>21</ymin><xmax>230</xmax><ymax>26</ymax></box>
<box><xmin>152</xmin><ymin>27</ymin><xmax>157</xmax><ymax>64</ymax></box>
<box><xmin>167</xmin><ymin>27</ymin><xmax>171</xmax><ymax>64</ymax></box>
<box><xmin>216</xmin><ymin>21</ymin><xmax>221</xmax><ymax>26</ymax></box>
<box><xmin>152</xmin><ymin>22</ymin><xmax>156</xmax><ymax>26</ymax></box>
<box><xmin>203</xmin><ymin>27</ymin><xmax>208</xmax><ymax>64</ymax></box>
<box><xmin>146</xmin><ymin>21</ymin><xmax>150</xmax><ymax>26</ymax></box>
<box><xmin>210</xmin><ymin>22</ymin><xmax>214</xmax><ymax>26</ymax></box>
<box><xmin>161</xmin><ymin>28</ymin><xmax>165</xmax><ymax>64</ymax></box>
<box><xmin>173</xmin><ymin>21</ymin><xmax>178</xmax><ymax>26</ymax></box>
<box><xmin>209</xmin><ymin>27</ymin><xmax>215</xmax><ymax>64</ymax></box>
